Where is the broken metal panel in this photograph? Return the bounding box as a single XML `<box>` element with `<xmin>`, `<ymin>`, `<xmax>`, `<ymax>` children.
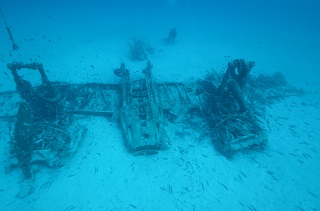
<box><xmin>57</xmin><ymin>83</ymin><xmax>120</xmax><ymax>117</ymax></box>
<box><xmin>202</xmin><ymin>59</ymin><xmax>268</xmax><ymax>158</ymax></box>
<box><xmin>116</xmin><ymin>61</ymin><xmax>164</xmax><ymax>154</ymax></box>
<box><xmin>5</xmin><ymin>122</ymin><xmax>87</xmax><ymax>172</ymax></box>
<box><xmin>0</xmin><ymin>59</ymin><xmax>305</xmax><ymax>160</ymax></box>
<box><xmin>211</xmin><ymin>113</ymin><xmax>268</xmax><ymax>158</ymax></box>
<box><xmin>0</xmin><ymin>82</ymin><xmax>121</xmax><ymax>119</ymax></box>
<box><xmin>7</xmin><ymin>62</ymin><xmax>62</xmax><ymax>122</ymax></box>
<box><xmin>14</xmin><ymin>102</ymin><xmax>33</xmax><ymax>179</ymax></box>
<box><xmin>3</xmin><ymin>63</ymin><xmax>90</xmax><ymax>179</ymax></box>
<box><xmin>158</xmin><ymin>81</ymin><xmax>203</xmax><ymax>121</ymax></box>
<box><xmin>0</xmin><ymin>79</ymin><xmax>204</xmax><ymax>124</ymax></box>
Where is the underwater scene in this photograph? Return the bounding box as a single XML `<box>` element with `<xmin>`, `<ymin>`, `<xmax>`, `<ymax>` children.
<box><xmin>0</xmin><ymin>0</ymin><xmax>319</xmax><ymax>210</ymax></box>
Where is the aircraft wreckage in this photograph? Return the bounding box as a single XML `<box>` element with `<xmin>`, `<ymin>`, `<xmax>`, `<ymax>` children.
<box><xmin>0</xmin><ymin>59</ymin><xmax>304</xmax><ymax>181</ymax></box>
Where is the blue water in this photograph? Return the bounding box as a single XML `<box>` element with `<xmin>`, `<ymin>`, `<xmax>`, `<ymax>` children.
<box><xmin>0</xmin><ymin>0</ymin><xmax>319</xmax><ymax>210</ymax></box>
<box><xmin>1</xmin><ymin>0</ymin><xmax>319</xmax><ymax>84</ymax></box>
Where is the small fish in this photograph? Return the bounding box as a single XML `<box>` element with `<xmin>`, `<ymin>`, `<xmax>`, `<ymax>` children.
<box><xmin>310</xmin><ymin>149</ymin><xmax>317</xmax><ymax>153</ymax></box>
<box><xmin>64</xmin><ymin>205</ymin><xmax>77</xmax><ymax>211</ymax></box>
<box><xmin>239</xmin><ymin>171</ymin><xmax>247</xmax><ymax>178</ymax></box>
<box><xmin>6</xmin><ymin>200</ymin><xmax>16</xmax><ymax>207</ymax></box>
<box><xmin>218</xmin><ymin>182</ymin><xmax>228</xmax><ymax>191</ymax></box>
<box><xmin>40</xmin><ymin>181</ymin><xmax>53</xmax><ymax>189</ymax></box>
<box><xmin>182</xmin><ymin>187</ymin><xmax>190</xmax><ymax>192</ymax></box>
<box><xmin>270</xmin><ymin>150</ymin><xmax>284</xmax><ymax>156</ymax></box>
<box><xmin>169</xmin><ymin>185</ymin><xmax>173</xmax><ymax>193</ymax></box>
<box><xmin>295</xmin><ymin>206</ymin><xmax>305</xmax><ymax>211</ymax></box>
<box><xmin>277</xmin><ymin>116</ymin><xmax>288</xmax><ymax>120</ymax></box>
<box><xmin>247</xmin><ymin>205</ymin><xmax>257</xmax><ymax>211</ymax></box>
<box><xmin>305</xmin><ymin>153</ymin><xmax>312</xmax><ymax>158</ymax></box>
<box><xmin>264</xmin><ymin>185</ymin><xmax>272</xmax><ymax>191</ymax></box>
<box><xmin>238</xmin><ymin>201</ymin><xmax>245</xmax><ymax>208</ymax></box>
<box><xmin>266</xmin><ymin>170</ymin><xmax>279</xmax><ymax>180</ymax></box>
<box><xmin>289</xmin><ymin>125</ymin><xmax>297</xmax><ymax>128</ymax></box>
<box><xmin>302</xmin><ymin>153</ymin><xmax>309</xmax><ymax>159</ymax></box>
<box><xmin>159</xmin><ymin>186</ymin><xmax>167</xmax><ymax>191</ymax></box>
<box><xmin>129</xmin><ymin>204</ymin><xmax>137</xmax><ymax>209</ymax></box>
<box><xmin>307</xmin><ymin>190</ymin><xmax>318</xmax><ymax>199</ymax></box>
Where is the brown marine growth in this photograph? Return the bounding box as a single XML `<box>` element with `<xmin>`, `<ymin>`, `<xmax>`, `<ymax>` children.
<box><xmin>14</xmin><ymin>102</ymin><xmax>33</xmax><ymax>179</ymax></box>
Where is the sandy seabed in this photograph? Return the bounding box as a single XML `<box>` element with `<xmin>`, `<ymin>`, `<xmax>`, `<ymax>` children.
<box><xmin>1</xmin><ymin>93</ymin><xmax>319</xmax><ymax>210</ymax></box>
<box><xmin>0</xmin><ymin>5</ymin><xmax>320</xmax><ymax>210</ymax></box>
